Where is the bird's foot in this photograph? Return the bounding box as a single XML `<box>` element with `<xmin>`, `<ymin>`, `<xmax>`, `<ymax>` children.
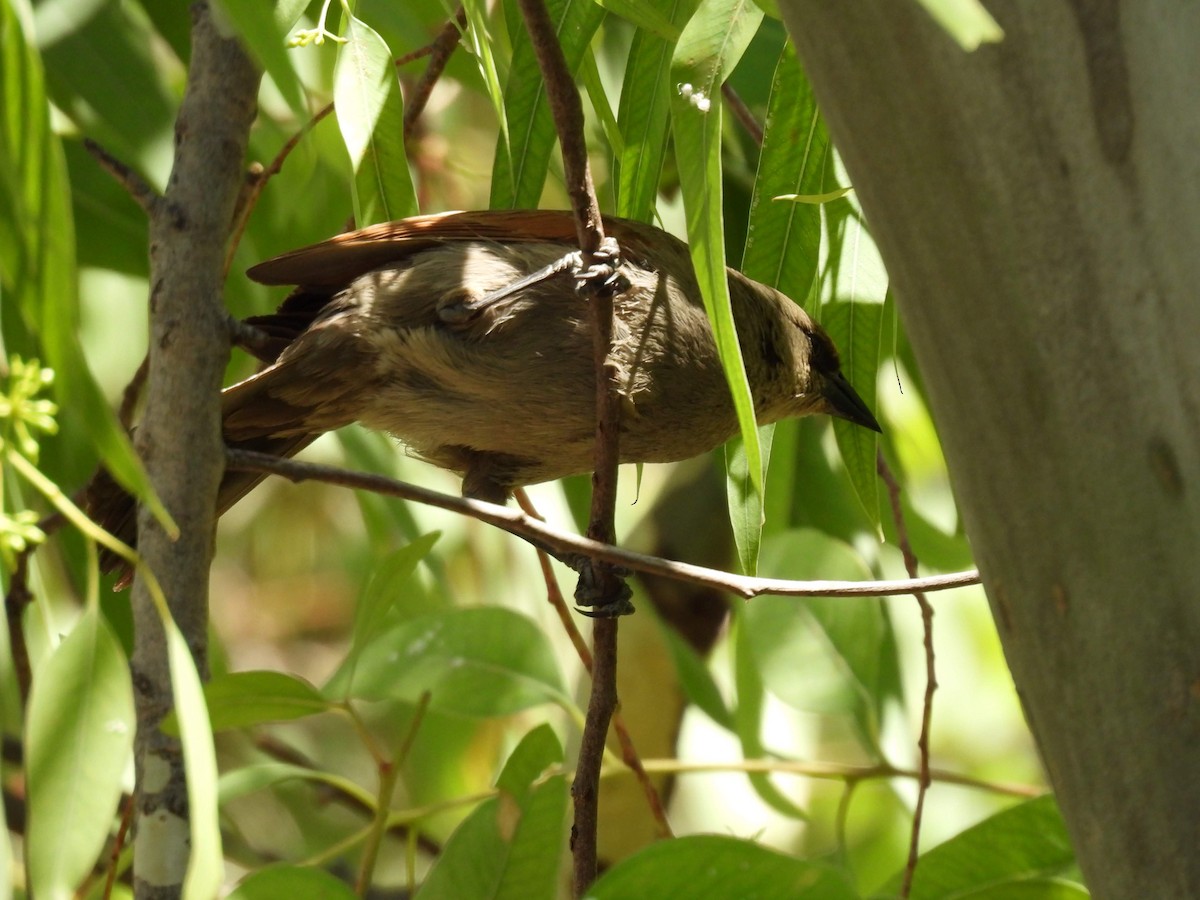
<box><xmin>569</xmin><ymin>555</ymin><xmax>635</xmax><ymax>618</ymax></box>
<box><xmin>574</xmin><ymin>236</ymin><xmax>628</xmax><ymax>298</ymax></box>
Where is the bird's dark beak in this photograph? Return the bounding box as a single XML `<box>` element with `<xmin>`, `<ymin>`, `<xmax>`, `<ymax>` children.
<box><xmin>823</xmin><ymin>371</ymin><xmax>882</xmax><ymax>433</ymax></box>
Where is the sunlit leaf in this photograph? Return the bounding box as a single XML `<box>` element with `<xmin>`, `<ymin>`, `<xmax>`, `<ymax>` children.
<box><xmin>26</xmin><ymin>609</ymin><xmax>134</xmax><ymax>898</ymax></box>
<box><xmin>914</xmin><ymin>0</ymin><xmax>1004</xmax><ymax>50</ymax></box>
<box><xmin>670</xmin><ymin>0</ymin><xmax>764</xmax><ymax>571</ymax></box>
<box><xmin>334</xmin><ymin>15</ymin><xmax>418</xmax><ymax>226</ymax></box>
<box><xmin>489</xmin><ymin>0</ymin><xmax>604</xmax><ymax>208</ymax></box>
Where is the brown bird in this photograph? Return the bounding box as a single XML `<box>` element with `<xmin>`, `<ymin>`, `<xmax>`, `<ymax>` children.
<box><xmin>90</xmin><ymin>210</ymin><xmax>879</xmax><ymax>578</ymax></box>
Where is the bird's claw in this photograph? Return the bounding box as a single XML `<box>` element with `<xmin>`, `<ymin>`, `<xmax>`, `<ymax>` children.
<box><xmin>570</xmin><ymin>554</ymin><xmax>635</xmax><ymax>617</ymax></box>
<box><xmin>574</xmin><ymin>237</ymin><xmax>628</xmax><ymax>298</ymax></box>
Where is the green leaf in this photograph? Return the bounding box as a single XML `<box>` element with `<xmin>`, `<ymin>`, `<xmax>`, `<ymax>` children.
<box><xmin>350</xmin><ymin>531</ymin><xmax>441</xmax><ymax>654</ymax></box>
<box><xmin>732</xmin><ymin>612</ymin><xmax>808</xmax><ymax>819</ymax></box>
<box><xmin>614</xmin><ymin>29</ymin><xmax>672</xmax><ymax>221</ymax></box>
<box><xmin>334</xmin><ymin>15</ymin><xmax>418</xmax><ymax>226</ymax></box>
<box><xmin>588</xmin><ymin>834</ymin><xmax>857</xmax><ymax>898</ymax></box>
<box><xmin>596</xmin><ymin>0</ymin><xmax>698</xmax><ymax>40</ymax></box>
<box><xmin>818</xmin><ymin>187</ymin><xmax>886</xmax><ymax>528</ymax></box>
<box><xmin>654</xmin><ymin>614</ymin><xmax>733</xmax><ymax>729</ymax></box>
<box><xmin>214</xmin><ymin>0</ymin><xmax>308</xmax><ymax>117</ymax></box>
<box><xmin>415</xmin><ymin>775</ymin><xmax>569</xmax><ymax>900</ymax></box>
<box><xmin>164</xmin><ymin>623</ymin><xmax>223</xmax><ymax>900</ymax></box>
<box><xmin>670</xmin><ymin>0</ymin><xmax>764</xmax><ymax>571</ymax></box>
<box><xmin>327</xmin><ymin>608</ymin><xmax>568</xmax><ymax>716</ymax></box>
<box><xmin>609</xmin><ymin>0</ymin><xmax>700</xmax><ymax>222</ymax></box>
<box><xmin>229</xmin><ymin>865</ymin><xmax>359</xmax><ymax>900</ymax></box>
<box><xmin>0</xmin><ymin>0</ymin><xmax>172</xmax><ymax>533</ymax></box>
<box><xmin>886</xmin><ymin>795</ymin><xmax>1079</xmax><ymax>898</ymax></box>
<box><xmin>744</xmin><ymin>529</ymin><xmax>899</xmax><ymax>750</ymax></box>
<box><xmin>461</xmin><ymin>0</ymin><xmax>510</xmax><ymax>169</ymax></box>
<box><xmin>914</xmin><ymin>0</ymin><xmax>1004</xmax><ymax>50</ymax></box>
<box><xmin>37</xmin><ymin>0</ymin><xmax>175</xmax><ymax>184</ymax></box>
<box><xmin>489</xmin><ymin>0</ymin><xmax>604</xmax><ymax>208</ymax></box>
<box><xmin>496</xmin><ymin>723</ymin><xmax>563</xmax><ymax>797</ymax></box>
<box><xmin>200</xmin><ymin>670</ymin><xmax>331</xmax><ymax>732</ymax></box>
<box><xmin>25</xmin><ymin>609</ymin><xmax>134</xmax><ymax>899</ymax></box>
<box><xmin>724</xmin><ymin>424</ymin><xmax>773</xmax><ymax>575</ymax></box>
<box><xmin>742</xmin><ymin>43</ymin><xmax>827</xmax><ymax>307</ymax></box>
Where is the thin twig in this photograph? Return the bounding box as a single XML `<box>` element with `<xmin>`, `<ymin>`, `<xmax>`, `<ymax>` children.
<box><xmin>721</xmin><ymin>83</ymin><xmax>764</xmax><ymax>146</ymax></box>
<box><xmin>878</xmin><ymin>450</ymin><xmax>937</xmax><ymax>897</ymax></box>
<box><xmin>83</xmin><ymin>138</ymin><xmax>163</xmax><ymax>216</ymax></box>
<box><xmin>223</xmin><ymin>102</ymin><xmax>335</xmax><ymax>279</ymax></box>
<box><xmin>3</xmin><ymin>550</ymin><xmax>33</xmax><ymax>708</ymax></box>
<box><xmin>226</xmin><ymin>449</ymin><xmax>981</xmax><ymax>601</ymax></box>
<box><xmin>513</xmin><ymin>0</ymin><xmax>621</xmax><ymax>891</ymax></box>
<box><xmin>626</xmin><ymin>758</ymin><xmax>1040</xmax><ymax>799</ymax></box>
<box><xmin>402</xmin><ymin>6</ymin><xmax>467</xmax><ymax>135</ymax></box>
<box><xmin>514</xmin><ymin>489</ymin><xmax>673</xmax><ymax>840</ymax></box>
<box><xmin>117</xmin><ymin>355</ymin><xmax>150</xmax><ymax>429</ymax></box>
<box><xmin>102</xmin><ymin>793</ymin><xmax>135</xmax><ymax>899</ymax></box>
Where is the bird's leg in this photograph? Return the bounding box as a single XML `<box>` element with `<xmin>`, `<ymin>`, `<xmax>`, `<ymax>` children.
<box><xmin>436</xmin><ymin>251</ymin><xmax>583</xmax><ymax>325</ymax></box>
<box><xmin>571</xmin><ymin>558</ymin><xmax>635</xmax><ymax>617</ymax></box>
<box><xmin>572</xmin><ymin>234</ymin><xmax>635</xmax><ymax>617</ymax></box>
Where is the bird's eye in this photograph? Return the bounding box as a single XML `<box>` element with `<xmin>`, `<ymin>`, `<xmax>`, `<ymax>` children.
<box><xmin>808</xmin><ymin>329</ymin><xmax>841</xmax><ymax>373</ymax></box>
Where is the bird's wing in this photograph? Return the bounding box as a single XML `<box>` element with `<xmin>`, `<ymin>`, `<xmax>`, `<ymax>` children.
<box><xmin>246</xmin><ymin>210</ymin><xmax>666</xmax><ymax>288</ymax></box>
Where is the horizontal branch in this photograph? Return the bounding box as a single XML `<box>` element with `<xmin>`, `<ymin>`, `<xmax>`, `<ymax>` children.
<box><xmin>225</xmin><ymin>449</ymin><xmax>981</xmax><ymax>601</ymax></box>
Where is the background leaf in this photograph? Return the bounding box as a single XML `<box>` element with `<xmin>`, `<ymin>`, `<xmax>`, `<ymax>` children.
<box><xmin>335</xmin><ymin>15</ymin><xmax>418</xmax><ymax>225</ymax></box>
<box><xmin>25</xmin><ymin>610</ymin><xmax>133</xmax><ymax>899</ymax></box>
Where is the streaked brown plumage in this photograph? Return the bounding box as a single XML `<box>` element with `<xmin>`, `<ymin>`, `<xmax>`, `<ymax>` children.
<box><xmin>90</xmin><ymin>210</ymin><xmax>880</xmax><ymax>575</ymax></box>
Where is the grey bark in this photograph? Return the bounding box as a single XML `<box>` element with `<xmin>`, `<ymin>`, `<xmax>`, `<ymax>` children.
<box><xmin>778</xmin><ymin>2</ymin><xmax>1200</xmax><ymax>896</ymax></box>
<box><xmin>129</xmin><ymin>5</ymin><xmax>259</xmax><ymax>896</ymax></box>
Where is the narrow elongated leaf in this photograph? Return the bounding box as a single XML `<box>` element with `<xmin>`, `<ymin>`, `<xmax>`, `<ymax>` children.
<box><xmin>741</xmin><ymin>43</ymin><xmax>826</xmax><ymax>305</ymax></box>
<box><xmin>461</xmin><ymin>0</ymin><xmax>510</xmax><ymax>168</ymax></box>
<box><xmin>351</xmin><ymin>531</ymin><xmax>441</xmax><ymax>654</ymax></box>
<box><xmin>335</xmin><ymin>16</ymin><xmax>418</xmax><ymax>226</ymax></box>
<box><xmin>489</xmin><ymin>0</ymin><xmax>604</xmax><ymax>208</ymax></box>
<box><xmin>25</xmin><ymin>609</ymin><xmax>134</xmax><ymax>899</ymax></box>
<box><xmin>595</xmin><ymin>0</ymin><xmax>693</xmax><ymax>40</ymax></box>
<box><xmin>165</xmin><ymin>624</ymin><xmax>222</xmax><ymax>900</ymax></box>
<box><xmin>670</xmin><ymin>0</ymin><xmax>764</xmax><ymax>572</ymax></box>
<box><xmin>1</xmin><ymin>0</ymin><xmax>171</xmax><ymax>532</ymax></box>
<box><xmin>615</xmin><ymin>28</ymin><xmax>673</xmax><ymax>221</ymax></box>
<box><xmin>818</xmin><ymin>185</ymin><xmax>886</xmax><ymax>527</ymax></box>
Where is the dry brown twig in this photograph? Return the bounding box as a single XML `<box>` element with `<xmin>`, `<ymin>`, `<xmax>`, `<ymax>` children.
<box><xmin>510</xmin><ymin>0</ymin><xmax>624</xmax><ymax>892</ymax></box>
<box><xmin>227</xmin><ymin>449</ymin><xmax>981</xmax><ymax>602</ymax></box>
<box><xmin>514</xmin><ymin>489</ymin><xmax>673</xmax><ymax>841</ymax></box>
<box><xmin>878</xmin><ymin>450</ymin><xmax>938</xmax><ymax>898</ymax></box>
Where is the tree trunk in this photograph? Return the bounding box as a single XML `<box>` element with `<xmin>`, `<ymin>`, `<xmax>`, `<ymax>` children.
<box><xmin>778</xmin><ymin>2</ymin><xmax>1200</xmax><ymax>896</ymax></box>
<box><xmin>129</xmin><ymin>5</ymin><xmax>259</xmax><ymax>896</ymax></box>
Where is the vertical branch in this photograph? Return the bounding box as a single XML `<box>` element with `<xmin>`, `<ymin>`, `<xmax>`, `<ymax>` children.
<box><xmin>129</xmin><ymin>4</ymin><xmax>260</xmax><ymax>895</ymax></box>
<box><xmin>513</xmin><ymin>0</ymin><xmax>625</xmax><ymax>893</ymax></box>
